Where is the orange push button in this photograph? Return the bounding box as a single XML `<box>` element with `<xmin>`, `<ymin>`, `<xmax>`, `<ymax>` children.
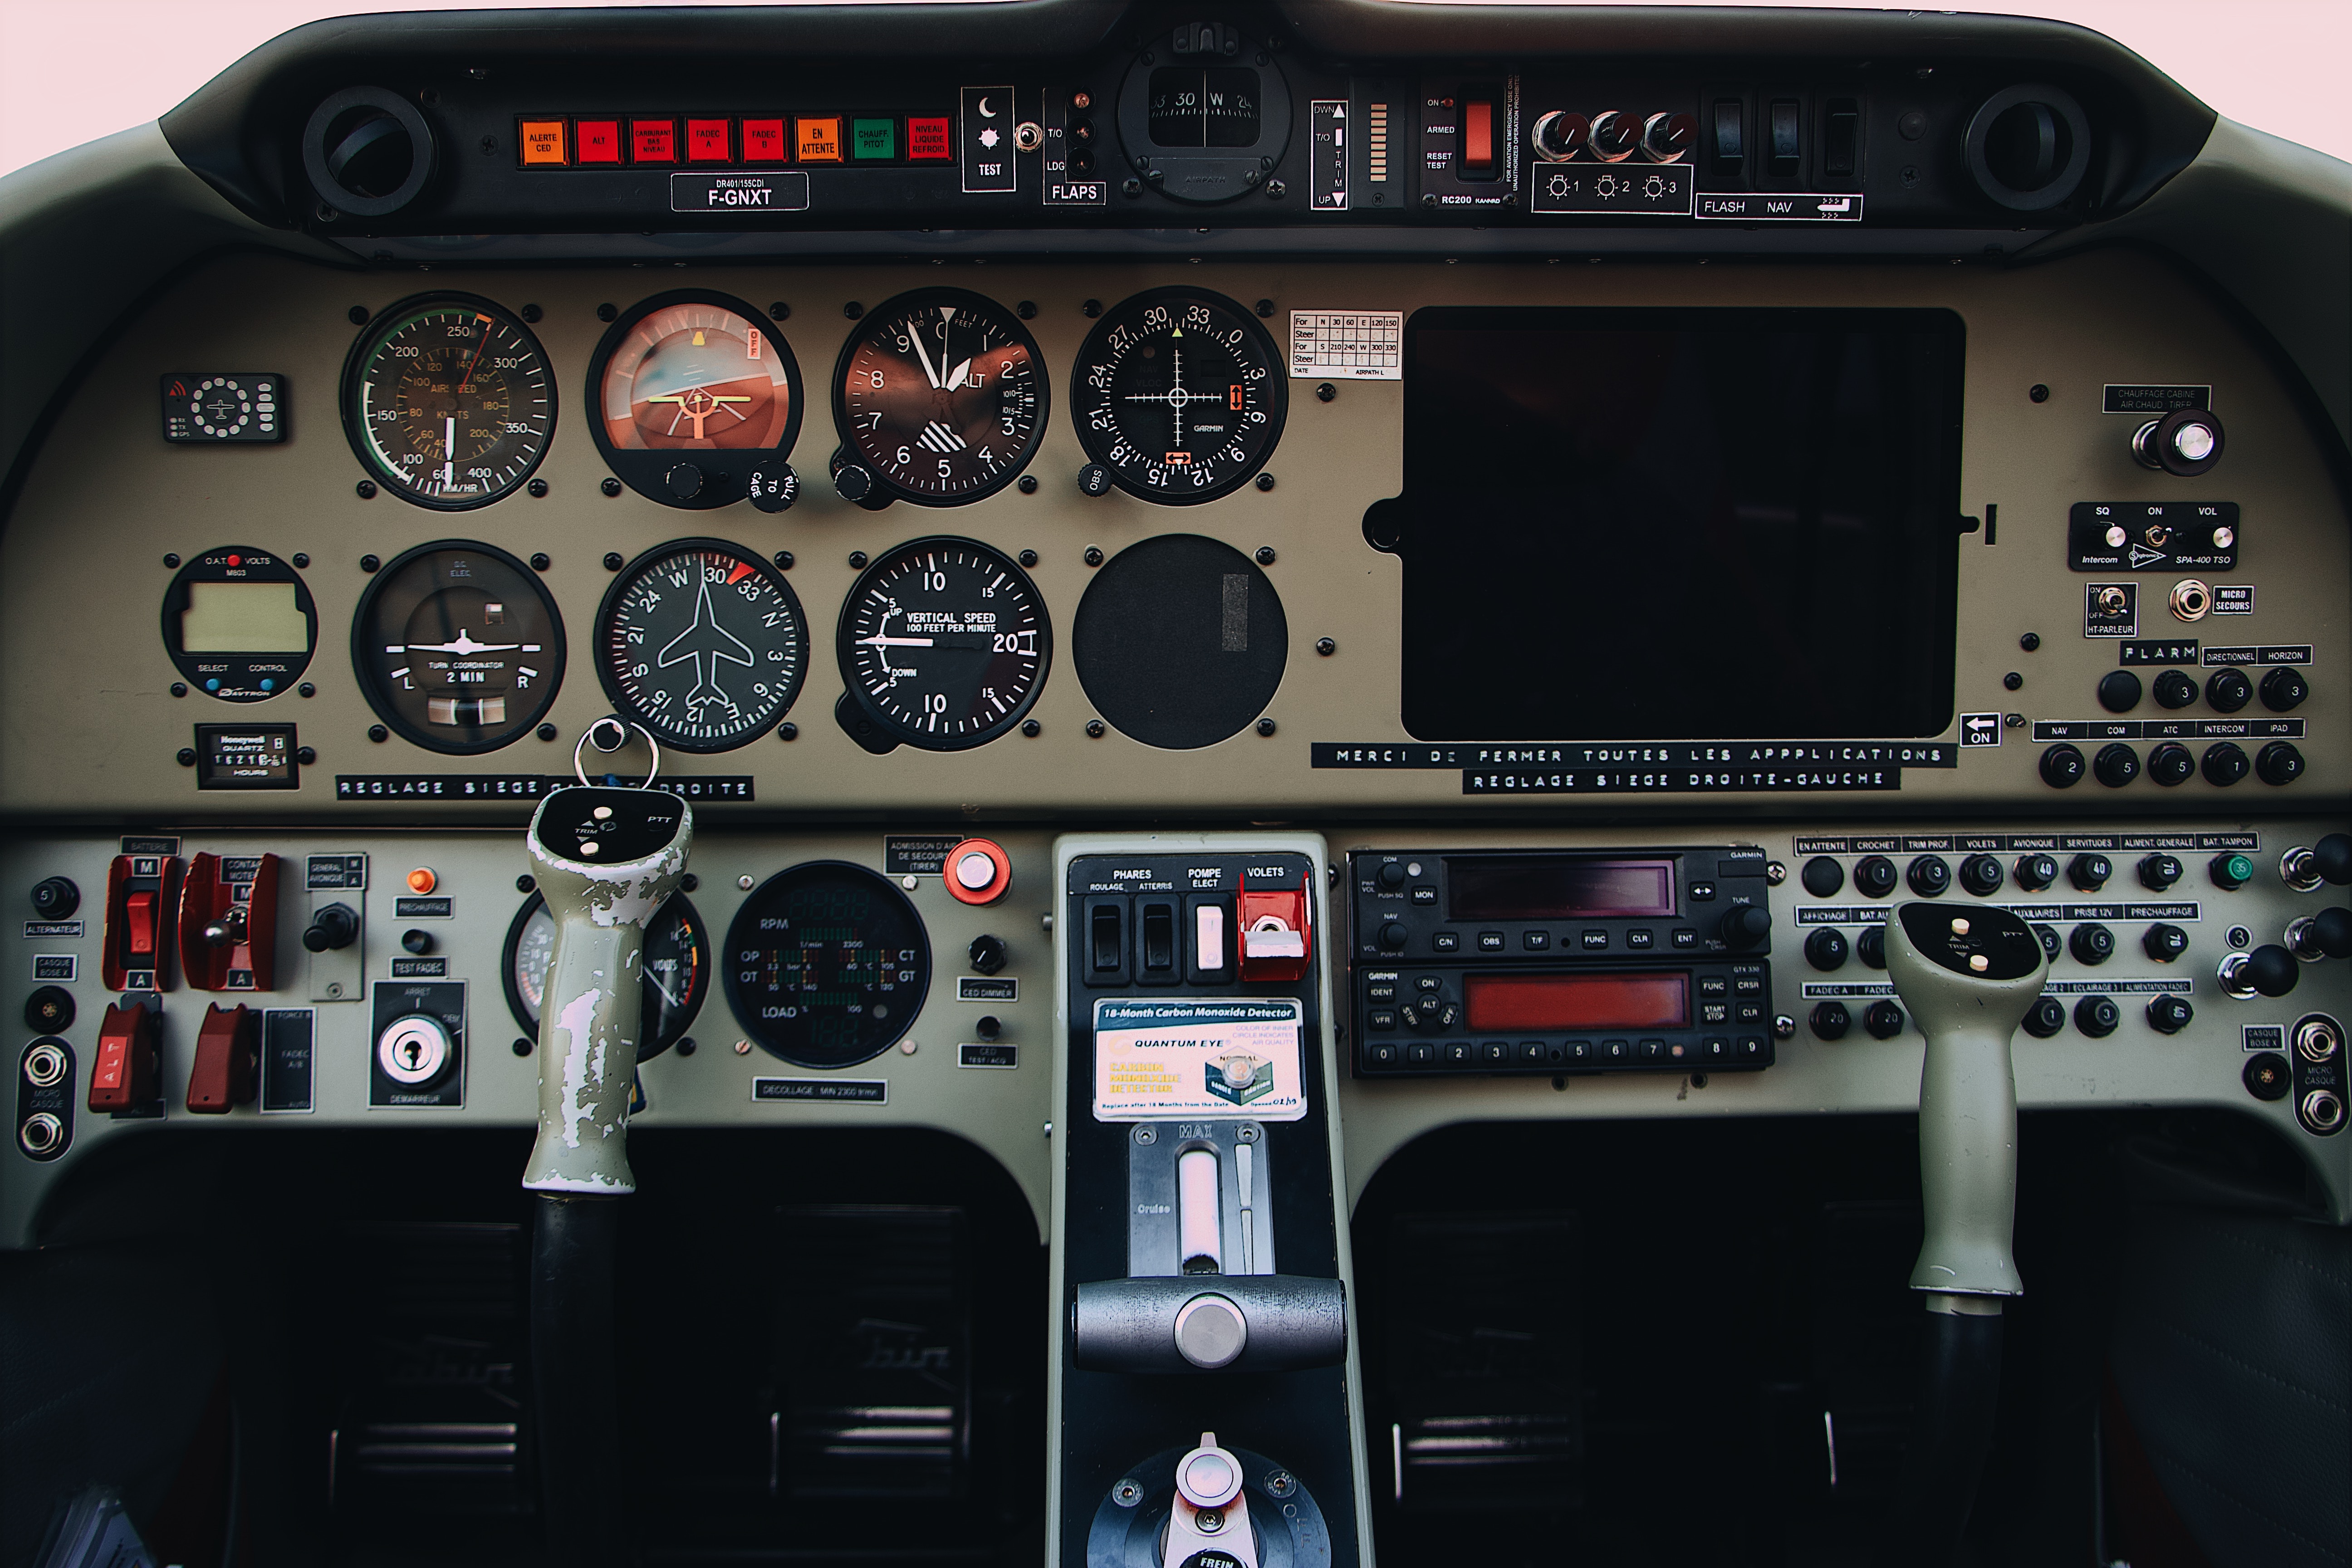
<box><xmin>686</xmin><ymin>118</ymin><xmax>732</xmax><ymax>162</ymax></box>
<box><xmin>577</xmin><ymin>119</ymin><xmax>622</xmax><ymax>163</ymax></box>
<box><xmin>796</xmin><ymin>117</ymin><xmax>843</xmax><ymax>162</ymax></box>
<box><xmin>406</xmin><ymin>867</ymin><xmax>437</xmax><ymax>894</ymax></box>
<box><xmin>741</xmin><ymin>118</ymin><xmax>787</xmax><ymax>162</ymax></box>
<box><xmin>519</xmin><ymin>119</ymin><xmax>569</xmax><ymax>166</ymax></box>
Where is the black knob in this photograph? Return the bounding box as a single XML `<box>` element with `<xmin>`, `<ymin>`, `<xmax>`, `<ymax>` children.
<box><xmin>2073</xmin><ymin>995</ymin><xmax>2120</xmax><ymax>1039</ymax></box>
<box><xmin>2021</xmin><ymin>995</ymin><xmax>2068</xmax><ymax>1039</ymax></box>
<box><xmin>2014</xmin><ymin>853</ymin><xmax>2059</xmax><ymax>892</ymax></box>
<box><xmin>1800</xmin><ymin>856</ymin><xmax>1845</xmax><ymax>897</ymax></box>
<box><xmin>2138</xmin><ymin>853</ymin><xmax>2184</xmax><ymax>892</ymax></box>
<box><xmin>1856</xmin><ymin>926</ymin><xmax>1886</xmax><ymax>969</ymax></box>
<box><xmin>2244</xmin><ymin>1052</ymin><xmax>2291</xmax><ymax>1101</ymax></box>
<box><xmin>2259</xmin><ymin>666</ymin><xmax>2308</xmax><ymax>712</ymax></box>
<box><xmin>2039</xmin><ymin>743</ymin><xmax>2086</xmax><ymax>788</ymax></box>
<box><xmin>2256</xmin><ymin>741</ymin><xmax>2305</xmax><ymax>786</ymax></box>
<box><xmin>2246</xmin><ymin>943</ymin><xmax>2299</xmax><ymax>998</ymax></box>
<box><xmin>2069</xmin><ymin>922</ymin><xmax>2115</xmax><ymax>965</ymax></box>
<box><xmin>1590</xmin><ymin>109</ymin><xmax>1640</xmax><ymax>159</ymax></box>
<box><xmin>1377</xmin><ymin>861</ymin><xmax>1408</xmax><ymax>890</ymax></box>
<box><xmin>1410</xmin><ymin>995</ymin><xmax>1447</xmax><ymax>1033</ymax></box>
<box><xmin>302</xmin><ymin>902</ymin><xmax>358</xmax><ymax>952</ymax></box>
<box><xmin>1906</xmin><ymin>856</ymin><xmax>1950</xmax><ymax>897</ymax></box>
<box><xmin>2151</xmin><ymin>670</ymin><xmax>2198</xmax><ymax>710</ymax></box>
<box><xmin>401</xmin><ymin>927</ymin><xmax>434</xmax><ymax>956</ymax></box>
<box><xmin>2093</xmin><ymin>743</ymin><xmax>2140</xmax><ymax>788</ymax></box>
<box><xmin>2148</xmin><ymin>742</ymin><xmax>2196</xmax><ymax>786</ymax></box>
<box><xmin>29</xmin><ymin>876</ymin><xmax>79</xmax><ymax>920</ymax></box>
<box><xmin>1720</xmin><ymin>904</ymin><xmax>1772</xmax><ymax>949</ymax></box>
<box><xmin>1804</xmin><ymin>927</ymin><xmax>1849</xmax><ymax>972</ymax></box>
<box><xmin>747</xmin><ymin>462</ymin><xmax>799</xmax><ymax>513</ymax></box>
<box><xmin>1378</xmin><ymin>921</ymin><xmax>1410</xmax><ymax>950</ymax></box>
<box><xmin>2131</xmin><ymin>407</ymin><xmax>2224</xmax><ymax>476</ymax></box>
<box><xmin>2034</xmin><ymin>923</ymin><xmax>2063</xmax><ymax>962</ymax></box>
<box><xmin>2068</xmin><ymin>853</ymin><xmax>2112</xmax><ymax>892</ymax></box>
<box><xmin>1862</xmin><ymin>1000</ymin><xmax>1906</xmax><ymax>1040</ymax></box>
<box><xmin>2204</xmin><ymin>669</ymin><xmax>2252</xmax><ymax>713</ymax></box>
<box><xmin>975</xmin><ymin>1014</ymin><xmax>1002</xmax><ymax>1040</ymax></box>
<box><xmin>1531</xmin><ymin>109</ymin><xmax>1590</xmax><ymax>162</ymax></box>
<box><xmin>2096</xmin><ymin>670</ymin><xmax>2142</xmax><ymax>713</ymax></box>
<box><xmin>1954</xmin><ymin>854</ymin><xmax>2003</xmax><ymax>897</ymax></box>
<box><xmin>832</xmin><ymin>462</ymin><xmax>875</xmax><ymax>502</ymax></box>
<box><xmin>2142</xmin><ymin>922</ymin><xmax>2190</xmax><ymax>963</ymax></box>
<box><xmin>2146</xmin><ymin>994</ymin><xmax>2194</xmax><ymax>1035</ymax></box>
<box><xmin>2306</xmin><ymin>908</ymin><xmax>2352</xmax><ymax>960</ymax></box>
<box><xmin>23</xmin><ymin>985</ymin><xmax>74</xmax><ymax>1032</ymax></box>
<box><xmin>1853</xmin><ymin>855</ymin><xmax>1898</xmax><ymax>898</ymax></box>
<box><xmin>2201</xmin><ymin>741</ymin><xmax>2249</xmax><ymax>786</ymax></box>
<box><xmin>663</xmin><ymin>462</ymin><xmax>705</xmax><ymax>501</ymax></box>
<box><xmin>1810</xmin><ymin>1001</ymin><xmax>1852</xmax><ymax>1040</ymax></box>
<box><xmin>2314</xmin><ymin>834</ymin><xmax>2352</xmax><ymax>885</ymax></box>
<box><xmin>967</xmin><ymin>934</ymin><xmax>1008</xmax><ymax>975</ymax></box>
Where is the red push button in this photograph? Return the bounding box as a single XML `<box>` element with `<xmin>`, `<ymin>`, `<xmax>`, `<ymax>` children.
<box><xmin>686</xmin><ymin>118</ymin><xmax>732</xmax><ymax>162</ymax></box>
<box><xmin>908</xmin><ymin>117</ymin><xmax>952</xmax><ymax>160</ymax></box>
<box><xmin>578</xmin><ymin>120</ymin><xmax>622</xmax><ymax>163</ymax></box>
<box><xmin>742</xmin><ymin>118</ymin><xmax>787</xmax><ymax>162</ymax></box>
<box><xmin>187</xmin><ymin>1003</ymin><xmax>257</xmax><ymax>1114</ymax></box>
<box><xmin>944</xmin><ymin>839</ymin><xmax>1011</xmax><ymax>906</ymax></box>
<box><xmin>630</xmin><ymin>120</ymin><xmax>676</xmax><ymax>164</ymax></box>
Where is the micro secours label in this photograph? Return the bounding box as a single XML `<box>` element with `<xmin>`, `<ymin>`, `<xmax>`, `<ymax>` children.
<box><xmin>1091</xmin><ymin>997</ymin><xmax>1308</xmax><ymax>1122</ymax></box>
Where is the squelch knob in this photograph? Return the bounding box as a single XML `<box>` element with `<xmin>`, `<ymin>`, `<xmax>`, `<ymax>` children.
<box><xmin>303</xmin><ymin>902</ymin><xmax>358</xmax><ymax>952</ymax></box>
<box><xmin>1720</xmin><ymin>904</ymin><xmax>1772</xmax><ymax>949</ymax></box>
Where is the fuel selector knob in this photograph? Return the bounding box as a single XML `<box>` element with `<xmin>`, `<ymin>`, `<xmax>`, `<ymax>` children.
<box><xmin>1804</xmin><ymin>927</ymin><xmax>1849</xmax><ymax>971</ymax></box>
<box><xmin>1719</xmin><ymin>904</ymin><xmax>1772</xmax><ymax>949</ymax></box>
<box><xmin>2131</xmin><ymin>407</ymin><xmax>2224</xmax><ymax>476</ymax></box>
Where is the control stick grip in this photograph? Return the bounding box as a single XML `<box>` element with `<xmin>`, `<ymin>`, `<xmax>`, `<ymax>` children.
<box><xmin>1883</xmin><ymin>903</ymin><xmax>2049</xmax><ymax>1300</ymax></box>
<box><xmin>520</xmin><ymin>785</ymin><xmax>692</xmax><ymax>1195</ymax></box>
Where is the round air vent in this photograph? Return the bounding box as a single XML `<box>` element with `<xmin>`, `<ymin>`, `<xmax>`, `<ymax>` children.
<box><xmin>1963</xmin><ymin>83</ymin><xmax>2090</xmax><ymax>212</ymax></box>
<box><xmin>302</xmin><ymin>87</ymin><xmax>435</xmax><ymax>218</ymax></box>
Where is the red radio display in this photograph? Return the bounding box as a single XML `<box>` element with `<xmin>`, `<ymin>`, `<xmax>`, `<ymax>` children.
<box><xmin>1463</xmin><ymin>972</ymin><xmax>1690</xmax><ymax>1032</ymax></box>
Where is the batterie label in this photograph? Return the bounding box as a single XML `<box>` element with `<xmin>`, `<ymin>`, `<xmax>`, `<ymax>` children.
<box><xmin>1092</xmin><ymin>997</ymin><xmax>1307</xmax><ymax>1123</ymax></box>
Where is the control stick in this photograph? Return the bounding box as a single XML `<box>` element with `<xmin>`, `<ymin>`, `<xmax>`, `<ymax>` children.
<box><xmin>522</xmin><ymin>723</ymin><xmax>692</xmax><ymax>1567</ymax></box>
<box><xmin>1877</xmin><ymin>902</ymin><xmax>2048</xmax><ymax>1567</ymax></box>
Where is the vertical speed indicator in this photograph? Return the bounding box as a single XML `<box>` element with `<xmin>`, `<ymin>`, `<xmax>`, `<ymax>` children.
<box><xmin>1069</xmin><ymin>287</ymin><xmax>1285</xmax><ymax>503</ymax></box>
<box><xmin>341</xmin><ymin>294</ymin><xmax>554</xmax><ymax>509</ymax></box>
<box><xmin>834</xmin><ymin>538</ymin><xmax>1049</xmax><ymax>752</ymax></box>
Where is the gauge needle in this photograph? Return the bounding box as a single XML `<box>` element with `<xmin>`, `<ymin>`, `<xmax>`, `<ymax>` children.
<box><xmin>456</xmin><ymin>314</ymin><xmax>491</xmax><ymax>390</ymax></box>
<box><xmin>858</xmin><ymin>635</ymin><xmax>936</xmax><ymax>647</ymax></box>
<box><xmin>442</xmin><ymin>416</ymin><xmax>456</xmax><ymax>487</ymax></box>
<box><xmin>907</xmin><ymin>328</ymin><xmax>944</xmax><ymax>390</ymax></box>
<box><xmin>945</xmin><ymin>356</ymin><xmax>975</xmax><ymax>392</ymax></box>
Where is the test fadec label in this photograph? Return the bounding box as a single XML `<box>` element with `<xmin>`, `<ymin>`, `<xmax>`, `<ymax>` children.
<box><xmin>1091</xmin><ymin>997</ymin><xmax>1307</xmax><ymax>1122</ymax></box>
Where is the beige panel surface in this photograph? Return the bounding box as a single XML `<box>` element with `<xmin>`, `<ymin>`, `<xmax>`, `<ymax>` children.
<box><xmin>2</xmin><ymin>250</ymin><xmax>2341</xmax><ymax>823</ymax></box>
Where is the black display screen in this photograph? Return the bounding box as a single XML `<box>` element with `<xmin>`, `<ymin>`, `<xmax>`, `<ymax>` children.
<box><xmin>1378</xmin><ymin>308</ymin><xmax>1964</xmax><ymax>740</ymax></box>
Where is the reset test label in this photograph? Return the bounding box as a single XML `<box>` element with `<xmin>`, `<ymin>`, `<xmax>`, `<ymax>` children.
<box><xmin>1092</xmin><ymin>997</ymin><xmax>1307</xmax><ymax>1123</ymax></box>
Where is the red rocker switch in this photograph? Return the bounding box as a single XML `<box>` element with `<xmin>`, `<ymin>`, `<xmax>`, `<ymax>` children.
<box><xmin>1237</xmin><ymin>880</ymin><xmax>1312</xmax><ymax>984</ymax></box>
<box><xmin>103</xmin><ymin>852</ymin><xmax>184</xmax><ymax>992</ymax></box>
<box><xmin>90</xmin><ymin>998</ymin><xmax>160</xmax><ymax>1113</ymax></box>
<box><xmin>187</xmin><ymin>1003</ymin><xmax>259</xmax><ymax>1113</ymax></box>
<box><xmin>178</xmin><ymin>852</ymin><xmax>280</xmax><ymax>992</ymax></box>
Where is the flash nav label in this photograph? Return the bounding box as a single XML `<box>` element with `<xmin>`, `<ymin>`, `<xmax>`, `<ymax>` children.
<box><xmin>669</xmin><ymin>172</ymin><xmax>810</xmax><ymax>213</ymax></box>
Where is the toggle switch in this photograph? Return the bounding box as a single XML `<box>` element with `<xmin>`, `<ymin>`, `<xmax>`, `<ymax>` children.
<box><xmin>127</xmin><ymin>892</ymin><xmax>157</xmax><ymax>955</ymax></box>
<box><xmin>1140</xmin><ymin>901</ymin><xmax>1179</xmax><ymax>983</ymax></box>
<box><xmin>186</xmin><ymin>1002</ymin><xmax>258</xmax><ymax>1113</ymax></box>
<box><xmin>90</xmin><ymin>998</ymin><xmax>160</xmax><ymax>1113</ymax></box>
<box><xmin>104</xmin><ymin>852</ymin><xmax>182</xmax><ymax>992</ymax></box>
<box><xmin>1194</xmin><ymin>902</ymin><xmax>1227</xmax><ymax>972</ymax></box>
<box><xmin>178</xmin><ymin>852</ymin><xmax>279</xmax><ymax>992</ymax></box>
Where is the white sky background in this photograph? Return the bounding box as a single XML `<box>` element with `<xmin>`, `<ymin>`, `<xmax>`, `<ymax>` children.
<box><xmin>2</xmin><ymin>0</ymin><xmax>2347</xmax><ymax>179</ymax></box>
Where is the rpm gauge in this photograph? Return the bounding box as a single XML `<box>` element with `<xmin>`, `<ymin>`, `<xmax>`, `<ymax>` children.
<box><xmin>723</xmin><ymin>862</ymin><xmax>929</xmax><ymax>1069</ymax></box>
<box><xmin>341</xmin><ymin>294</ymin><xmax>554</xmax><ymax>509</ymax></box>
<box><xmin>832</xmin><ymin>288</ymin><xmax>1046</xmax><ymax>505</ymax></box>
<box><xmin>352</xmin><ymin>541</ymin><xmax>565</xmax><ymax>753</ymax></box>
<box><xmin>503</xmin><ymin>892</ymin><xmax>709</xmax><ymax>1061</ymax></box>
<box><xmin>595</xmin><ymin>539</ymin><xmax>808</xmax><ymax>753</ymax></box>
<box><xmin>1069</xmin><ymin>287</ymin><xmax>1285</xmax><ymax>503</ymax></box>
<box><xmin>589</xmin><ymin>290</ymin><xmax>803</xmax><ymax>510</ymax></box>
<box><xmin>835</xmin><ymin>537</ymin><xmax>1049</xmax><ymax>752</ymax></box>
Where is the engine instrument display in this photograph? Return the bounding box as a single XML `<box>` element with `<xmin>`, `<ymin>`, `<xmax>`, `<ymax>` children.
<box><xmin>351</xmin><ymin>541</ymin><xmax>565</xmax><ymax>753</ymax></box>
<box><xmin>835</xmin><ymin>537</ymin><xmax>1049</xmax><ymax>752</ymax></box>
<box><xmin>831</xmin><ymin>288</ymin><xmax>1046</xmax><ymax>505</ymax></box>
<box><xmin>588</xmin><ymin>291</ymin><xmax>804</xmax><ymax>510</ymax></box>
<box><xmin>160</xmin><ymin>546</ymin><xmax>317</xmax><ymax>701</ymax></box>
<box><xmin>502</xmin><ymin>892</ymin><xmax>709</xmax><ymax>1060</ymax></box>
<box><xmin>340</xmin><ymin>294</ymin><xmax>554</xmax><ymax>508</ymax></box>
<box><xmin>723</xmin><ymin>862</ymin><xmax>930</xmax><ymax>1069</ymax></box>
<box><xmin>594</xmin><ymin>540</ymin><xmax>808</xmax><ymax>752</ymax></box>
<box><xmin>1069</xmin><ymin>287</ymin><xmax>1285</xmax><ymax>503</ymax></box>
